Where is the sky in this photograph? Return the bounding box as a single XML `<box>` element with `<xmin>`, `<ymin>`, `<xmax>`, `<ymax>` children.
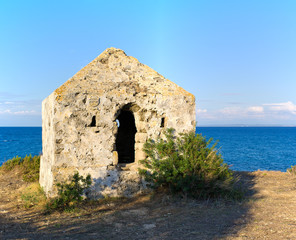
<box><xmin>0</xmin><ymin>0</ymin><xmax>296</xmax><ymax>126</ymax></box>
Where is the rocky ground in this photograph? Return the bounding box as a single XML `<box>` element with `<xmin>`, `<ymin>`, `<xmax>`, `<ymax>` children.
<box><xmin>1</xmin><ymin>169</ymin><xmax>296</xmax><ymax>240</ymax></box>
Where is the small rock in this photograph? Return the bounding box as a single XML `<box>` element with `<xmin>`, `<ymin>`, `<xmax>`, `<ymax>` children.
<box><xmin>143</xmin><ymin>223</ymin><xmax>156</xmax><ymax>230</ymax></box>
<box><xmin>115</xmin><ymin>223</ymin><xmax>123</xmax><ymax>229</ymax></box>
<box><xmin>121</xmin><ymin>208</ymin><xmax>148</xmax><ymax>217</ymax></box>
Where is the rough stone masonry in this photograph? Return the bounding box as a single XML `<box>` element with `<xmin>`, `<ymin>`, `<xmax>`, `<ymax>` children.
<box><xmin>40</xmin><ymin>47</ymin><xmax>196</xmax><ymax>198</ymax></box>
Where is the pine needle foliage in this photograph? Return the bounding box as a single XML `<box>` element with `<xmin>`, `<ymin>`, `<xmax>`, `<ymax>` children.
<box><xmin>139</xmin><ymin>128</ymin><xmax>241</xmax><ymax>199</ymax></box>
<box><xmin>46</xmin><ymin>172</ymin><xmax>92</xmax><ymax>212</ymax></box>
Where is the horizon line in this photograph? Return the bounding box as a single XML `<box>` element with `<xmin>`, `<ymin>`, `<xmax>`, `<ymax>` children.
<box><xmin>197</xmin><ymin>125</ymin><xmax>296</xmax><ymax>127</ymax></box>
<box><xmin>0</xmin><ymin>125</ymin><xmax>295</xmax><ymax>128</ymax></box>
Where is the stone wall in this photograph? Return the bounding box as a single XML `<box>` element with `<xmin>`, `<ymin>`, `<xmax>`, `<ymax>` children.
<box><xmin>40</xmin><ymin>92</ymin><xmax>55</xmax><ymax>194</ymax></box>
<box><xmin>40</xmin><ymin>48</ymin><xmax>196</xmax><ymax>198</ymax></box>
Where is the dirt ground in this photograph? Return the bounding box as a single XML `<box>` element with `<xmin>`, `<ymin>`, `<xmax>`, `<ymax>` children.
<box><xmin>1</xmin><ymin>169</ymin><xmax>296</xmax><ymax>240</ymax></box>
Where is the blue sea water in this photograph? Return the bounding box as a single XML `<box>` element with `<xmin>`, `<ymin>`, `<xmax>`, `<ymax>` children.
<box><xmin>196</xmin><ymin>127</ymin><xmax>296</xmax><ymax>172</ymax></box>
<box><xmin>0</xmin><ymin>127</ymin><xmax>296</xmax><ymax>172</ymax></box>
<box><xmin>0</xmin><ymin>127</ymin><xmax>42</xmax><ymax>165</ymax></box>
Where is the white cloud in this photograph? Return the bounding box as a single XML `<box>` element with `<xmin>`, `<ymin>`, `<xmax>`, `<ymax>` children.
<box><xmin>0</xmin><ymin>109</ymin><xmax>39</xmax><ymax>115</ymax></box>
<box><xmin>247</xmin><ymin>106</ymin><xmax>264</xmax><ymax>113</ymax></box>
<box><xmin>14</xmin><ymin>110</ymin><xmax>37</xmax><ymax>115</ymax></box>
<box><xmin>197</xmin><ymin>101</ymin><xmax>296</xmax><ymax>125</ymax></box>
<box><xmin>219</xmin><ymin>107</ymin><xmax>242</xmax><ymax>116</ymax></box>
<box><xmin>196</xmin><ymin>108</ymin><xmax>216</xmax><ymax>120</ymax></box>
<box><xmin>264</xmin><ymin>101</ymin><xmax>296</xmax><ymax>115</ymax></box>
<box><xmin>0</xmin><ymin>110</ymin><xmax>12</xmax><ymax>114</ymax></box>
<box><xmin>0</xmin><ymin>98</ymin><xmax>41</xmax><ymax>118</ymax></box>
<box><xmin>197</xmin><ymin>108</ymin><xmax>207</xmax><ymax>113</ymax></box>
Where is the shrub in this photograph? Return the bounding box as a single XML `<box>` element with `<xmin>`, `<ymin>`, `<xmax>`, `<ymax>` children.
<box><xmin>46</xmin><ymin>172</ymin><xmax>92</xmax><ymax>211</ymax></box>
<box><xmin>139</xmin><ymin>128</ymin><xmax>241</xmax><ymax>199</ymax></box>
<box><xmin>0</xmin><ymin>155</ymin><xmax>40</xmax><ymax>182</ymax></box>
<box><xmin>287</xmin><ymin>165</ymin><xmax>296</xmax><ymax>175</ymax></box>
<box><xmin>21</xmin><ymin>155</ymin><xmax>40</xmax><ymax>182</ymax></box>
<box><xmin>21</xmin><ymin>182</ymin><xmax>46</xmax><ymax>209</ymax></box>
<box><xmin>0</xmin><ymin>156</ymin><xmax>22</xmax><ymax>171</ymax></box>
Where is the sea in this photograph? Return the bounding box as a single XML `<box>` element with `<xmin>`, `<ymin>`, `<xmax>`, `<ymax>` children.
<box><xmin>196</xmin><ymin>127</ymin><xmax>296</xmax><ymax>172</ymax></box>
<box><xmin>0</xmin><ymin>127</ymin><xmax>42</xmax><ymax>164</ymax></box>
<box><xmin>0</xmin><ymin>127</ymin><xmax>295</xmax><ymax>172</ymax></box>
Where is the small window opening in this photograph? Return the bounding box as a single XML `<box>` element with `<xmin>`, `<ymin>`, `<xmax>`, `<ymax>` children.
<box><xmin>90</xmin><ymin>116</ymin><xmax>96</xmax><ymax>127</ymax></box>
<box><xmin>160</xmin><ymin>117</ymin><xmax>165</xmax><ymax>128</ymax></box>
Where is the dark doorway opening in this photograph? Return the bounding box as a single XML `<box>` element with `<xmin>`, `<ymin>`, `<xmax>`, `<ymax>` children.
<box><xmin>116</xmin><ymin>110</ymin><xmax>137</xmax><ymax>163</ymax></box>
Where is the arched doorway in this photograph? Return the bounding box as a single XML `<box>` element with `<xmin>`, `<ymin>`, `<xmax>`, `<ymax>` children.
<box><xmin>116</xmin><ymin>110</ymin><xmax>137</xmax><ymax>163</ymax></box>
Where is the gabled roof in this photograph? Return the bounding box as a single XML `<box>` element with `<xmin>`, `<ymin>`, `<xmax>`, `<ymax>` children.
<box><xmin>53</xmin><ymin>47</ymin><xmax>194</xmax><ymax>102</ymax></box>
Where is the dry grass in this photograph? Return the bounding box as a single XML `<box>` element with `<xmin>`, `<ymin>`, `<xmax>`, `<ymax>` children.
<box><xmin>1</xmin><ymin>168</ymin><xmax>296</xmax><ymax>239</ymax></box>
<box><xmin>19</xmin><ymin>182</ymin><xmax>47</xmax><ymax>209</ymax></box>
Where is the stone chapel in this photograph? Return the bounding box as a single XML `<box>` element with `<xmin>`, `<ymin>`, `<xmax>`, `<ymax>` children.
<box><xmin>40</xmin><ymin>47</ymin><xmax>196</xmax><ymax>198</ymax></box>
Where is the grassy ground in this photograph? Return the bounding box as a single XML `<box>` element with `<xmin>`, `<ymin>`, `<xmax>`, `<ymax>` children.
<box><xmin>1</xmin><ymin>167</ymin><xmax>296</xmax><ymax>239</ymax></box>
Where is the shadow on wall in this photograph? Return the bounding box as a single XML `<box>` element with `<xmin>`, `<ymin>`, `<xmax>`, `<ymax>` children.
<box><xmin>86</xmin><ymin>169</ymin><xmax>149</xmax><ymax>199</ymax></box>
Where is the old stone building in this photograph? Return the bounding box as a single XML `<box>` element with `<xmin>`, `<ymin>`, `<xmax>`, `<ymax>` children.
<box><xmin>40</xmin><ymin>47</ymin><xmax>196</xmax><ymax>198</ymax></box>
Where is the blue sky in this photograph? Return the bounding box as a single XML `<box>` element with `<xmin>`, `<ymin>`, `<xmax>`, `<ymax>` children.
<box><xmin>0</xmin><ymin>0</ymin><xmax>296</xmax><ymax>126</ymax></box>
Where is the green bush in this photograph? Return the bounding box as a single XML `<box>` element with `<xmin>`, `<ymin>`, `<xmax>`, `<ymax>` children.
<box><xmin>21</xmin><ymin>155</ymin><xmax>40</xmax><ymax>182</ymax></box>
<box><xmin>0</xmin><ymin>155</ymin><xmax>40</xmax><ymax>182</ymax></box>
<box><xmin>46</xmin><ymin>172</ymin><xmax>92</xmax><ymax>212</ymax></box>
<box><xmin>139</xmin><ymin>128</ymin><xmax>241</xmax><ymax>199</ymax></box>
<box><xmin>21</xmin><ymin>182</ymin><xmax>46</xmax><ymax>209</ymax></box>
<box><xmin>0</xmin><ymin>156</ymin><xmax>22</xmax><ymax>171</ymax></box>
<box><xmin>287</xmin><ymin>165</ymin><xmax>296</xmax><ymax>175</ymax></box>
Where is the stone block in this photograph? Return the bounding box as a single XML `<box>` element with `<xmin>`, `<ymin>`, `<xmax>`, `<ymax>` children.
<box><xmin>135</xmin><ymin>143</ymin><xmax>145</xmax><ymax>151</ymax></box>
<box><xmin>113</xmin><ymin>151</ymin><xmax>118</xmax><ymax>165</ymax></box>
<box><xmin>135</xmin><ymin>150</ymin><xmax>146</xmax><ymax>161</ymax></box>
<box><xmin>136</xmin><ymin>121</ymin><xmax>147</xmax><ymax>133</ymax></box>
<box><xmin>135</xmin><ymin>133</ymin><xmax>148</xmax><ymax>143</ymax></box>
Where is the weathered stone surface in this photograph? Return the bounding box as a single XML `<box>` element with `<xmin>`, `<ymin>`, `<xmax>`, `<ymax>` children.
<box><xmin>135</xmin><ymin>150</ymin><xmax>146</xmax><ymax>161</ymax></box>
<box><xmin>40</xmin><ymin>47</ymin><xmax>196</xmax><ymax>198</ymax></box>
<box><xmin>135</xmin><ymin>133</ymin><xmax>148</xmax><ymax>143</ymax></box>
<box><xmin>135</xmin><ymin>143</ymin><xmax>145</xmax><ymax>151</ymax></box>
<box><xmin>112</xmin><ymin>151</ymin><xmax>118</xmax><ymax>165</ymax></box>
